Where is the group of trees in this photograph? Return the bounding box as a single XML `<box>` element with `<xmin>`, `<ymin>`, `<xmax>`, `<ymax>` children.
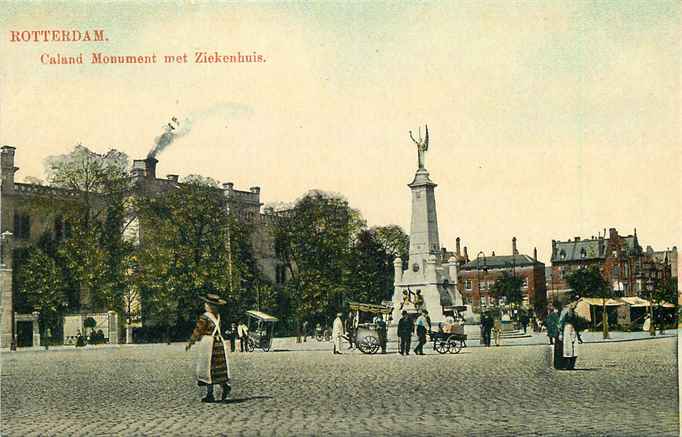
<box><xmin>14</xmin><ymin>145</ymin><xmax>409</xmax><ymax>342</ymax></box>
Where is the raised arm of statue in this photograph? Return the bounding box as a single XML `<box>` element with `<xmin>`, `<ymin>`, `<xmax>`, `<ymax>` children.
<box><xmin>409</xmin><ymin>124</ymin><xmax>429</xmax><ymax>169</ymax></box>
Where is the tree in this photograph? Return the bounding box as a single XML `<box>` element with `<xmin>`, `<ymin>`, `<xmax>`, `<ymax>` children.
<box><xmin>35</xmin><ymin>144</ymin><xmax>134</xmax><ymax>312</ymax></box>
<box><xmin>14</xmin><ymin>247</ymin><xmax>66</xmax><ymax>341</ymax></box>
<box><xmin>268</xmin><ymin>191</ymin><xmax>365</xmax><ymax>327</ymax></box>
<box><xmin>565</xmin><ymin>266</ymin><xmax>612</xmax><ymax>338</ymax></box>
<box><xmin>489</xmin><ymin>272</ymin><xmax>524</xmax><ymax>308</ymax></box>
<box><xmin>371</xmin><ymin>225</ymin><xmax>409</xmax><ymax>269</ymax></box>
<box><xmin>651</xmin><ymin>277</ymin><xmax>678</xmax><ymax>334</ymax></box>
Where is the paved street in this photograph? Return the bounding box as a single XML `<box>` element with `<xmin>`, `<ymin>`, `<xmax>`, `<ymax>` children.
<box><xmin>1</xmin><ymin>335</ymin><xmax>678</xmax><ymax>436</ymax></box>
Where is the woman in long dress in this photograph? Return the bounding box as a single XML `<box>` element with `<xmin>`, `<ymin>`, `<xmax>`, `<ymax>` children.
<box><xmin>557</xmin><ymin>305</ymin><xmax>578</xmax><ymax>370</ymax></box>
<box><xmin>186</xmin><ymin>294</ymin><xmax>231</xmax><ymax>402</ymax></box>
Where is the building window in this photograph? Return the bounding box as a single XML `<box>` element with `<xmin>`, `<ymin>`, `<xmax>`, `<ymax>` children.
<box><xmin>522</xmin><ymin>278</ymin><xmax>528</xmax><ymax>289</ymax></box>
<box><xmin>560</xmin><ymin>250</ymin><xmax>566</xmax><ymax>260</ymax></box>
<box><xmin>14</xmin><ymin>213</ymin><xmax>31</xmax><ymax>240</ymax></box>
<box><xmin>464</xmin><ymin>280</ymin><xmax>472</xmax><ymax>291</ymax></box>
<box><xmin>580</xmin><ymin>248</ymin><xmax>586</xmax><ymax>259</ymax></box>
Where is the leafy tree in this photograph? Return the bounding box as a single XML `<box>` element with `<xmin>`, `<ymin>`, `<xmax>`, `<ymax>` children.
<box><xmin>35</xmin><ymin>144</ymin><xmax>134</xmax><ymax>312</ymax></box>
<box><xmin>489</xmin><ymin>272</ymin><xmax>524</xmax><ymax>307</ymax></box>
<box><xmin>344</xmin><ymin>228</ymin><xmax>399</xmax><ymax>305</ymax></box>
<box><xmin>14</xmin><ymin>247</ymin><xmax>66</xmax><ymax>339</ymax></box>
<box><xmin>651</xmin><ymin>277</ymin><xmax>678</xmax><ymax>333</ymax></box>
<box><xmin>371</xmin><ymin>225</ymin><xmax>409</xmax><ymax>269</ymax></box>
<box><xmin>566</xmin><ymin>266</ymin><xmax>612</xmax><ymax>338</ymax></box>
<box><xmin>268</xmin><ymin>191</ymin><xmax>365</xmax><ymax>327</ymax></box>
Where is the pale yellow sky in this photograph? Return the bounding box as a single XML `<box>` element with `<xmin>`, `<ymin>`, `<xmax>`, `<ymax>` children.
<box><xmin>1</xmin><ymin>2</ymin><xmax>680</xmax><ymax>263</ymax></box>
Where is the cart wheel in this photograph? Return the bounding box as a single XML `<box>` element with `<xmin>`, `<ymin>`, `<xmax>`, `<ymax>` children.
<box><xmin>358</xmin><ymin>336</ymin><xmax>379</xmax><ymax>354</ymax></box>
<box><xmin>246</xmin><ymin>337</ymin><xmax>256</xmax><ymax>352</ymax></box>
<box><xmin>447</xmin><ymin>336</ymin><xmax>462</xmax><ymax>354</ymax></box>
<box><xmin>262</xmin><ymin>344</ymin><xmax>270</xmax><ymax>352</ymax></box>
<box><xmin>434</xmin><ymin>339</ymin><xmax>449</xmax><ymax>354</ymax></box>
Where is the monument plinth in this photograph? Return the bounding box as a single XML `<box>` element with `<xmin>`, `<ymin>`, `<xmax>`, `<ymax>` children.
<box><xmin>392</xmin><ymin>126</ymin><xmax>462</xmax><ymax>322</ymax></box>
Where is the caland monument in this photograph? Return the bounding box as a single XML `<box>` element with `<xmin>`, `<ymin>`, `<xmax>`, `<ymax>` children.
<box><xmin>392</xmin><ymin>125</ymin><xmax>463</xmax><ymax>322</ymax></box>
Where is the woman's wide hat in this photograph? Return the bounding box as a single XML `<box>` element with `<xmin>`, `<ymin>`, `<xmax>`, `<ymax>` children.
<box><xmin>199</xmin><ymin>293</ymin><xmax>227</xmax><ymax>306</ymax></box>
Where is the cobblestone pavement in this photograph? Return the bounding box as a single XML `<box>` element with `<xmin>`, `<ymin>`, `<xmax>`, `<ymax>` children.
<box><xmin>1</xmin><ymin>336</ymin><xmax>678</xmax><ymax>436</ymax></box>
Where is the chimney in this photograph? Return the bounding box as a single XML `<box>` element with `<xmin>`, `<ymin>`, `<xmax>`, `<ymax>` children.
<box><xmin>1</xmin><ymin>146</ymin><xmax>18</xmax><ymax>191</ymax></box>
<box><xmin>144</xmin><ymin>157</ymin><xmax>158</xmax><ymax>179</ymax></box>
<box><xmin>463</xmin><ymin>246</ymin><xmax>469</xmax><ymax>261</ymax></box>
<box><xmin>609</xmin><ymin>227</ymin><xmax>618</xmax><ymax>241</ymax></box>
<box><xmin>491</xmin><ymin>251</ymin><xmax>496</xmax><ymax>257</ymax></box>
<box><xmin>166</xmin><ymin>174</ymin><xmax>179</xmax><ymax>182</ymax></box>
<box><xmin>132</xmin><ymin>159</ymin><xmax>146</xmax><ymax>177</ymax></box>
<box><xmin>456</xmin><ymin>237</ymin><xmax>461</xmax><ymax>256</ymax></box>
<box><xmin>575</xmin><ymin>236</ymin><xmax>581</xmax><ymax>242</ymax></box>
<box><xmin>512</xmin><ymin>236</ymin><xmax>518</xmax><ymax>255</ymax></box>
<box><xmin>533</xmin><ymin>247</ymin><xmax>537</xmax><ymax>261</ymax></box>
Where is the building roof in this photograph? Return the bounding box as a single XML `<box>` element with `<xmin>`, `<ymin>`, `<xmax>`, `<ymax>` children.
<box><xmin>551</xmin><ymin>236</ymin><xmax>641</xmax><ymax>263</ymax></box>
<box><xmin>462</xmin><ymin>254</ymin><xmax>540</xmax><ymax>270</ymax></box>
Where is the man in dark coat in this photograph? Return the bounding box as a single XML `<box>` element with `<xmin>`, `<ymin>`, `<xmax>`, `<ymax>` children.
<box><xmin>376</xmin><ymin>316</ymin><xmax>388</xmax><ymax>354</ymax></box>
<box><xmin>482</xmin><ymin>313</ymin><xmax>493</xmax><ymax>347</ymax></box>
<box><xmin>397</xmin><ymin>310</ymin><xmax>414</xmax><ymax>355</ymax></box>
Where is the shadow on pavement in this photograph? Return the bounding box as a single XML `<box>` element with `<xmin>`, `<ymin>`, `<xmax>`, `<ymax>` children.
<box><xmin>222</xmin><ymin>395</ymin><xmax>273</xmax><ymax>404</ymax></box>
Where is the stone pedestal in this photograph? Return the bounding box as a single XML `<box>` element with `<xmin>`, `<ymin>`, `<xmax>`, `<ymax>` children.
<box><xmin>0</xmin><ymin>268</ymin><xmax>13</xmax><ymax>348</ymax></box>
<box><xmin>31</xmin><ymin>311</ymin><xmax>41</xmax><ymax>349</ymax></box>
<box><xmin>391</xmin><ymin>165</ymin><xmax>461</xmax><ymax>323</ymax></box>
<box><xmin>108</xmin><ymin>311</ymin><xmax>119</xmax><ymax>344</ymax></box>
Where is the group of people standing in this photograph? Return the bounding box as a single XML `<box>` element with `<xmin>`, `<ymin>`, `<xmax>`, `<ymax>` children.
<box><xmin>397</xmin><ymin>309</ymin><xmax>431</xmax><ymax>355</ymax></box>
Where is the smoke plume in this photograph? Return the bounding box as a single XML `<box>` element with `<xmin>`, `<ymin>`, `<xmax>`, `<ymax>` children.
<box><xmin>146</xmin><ymin>103</ymin><xmax>252</xmax><ymax>159</ymax></box>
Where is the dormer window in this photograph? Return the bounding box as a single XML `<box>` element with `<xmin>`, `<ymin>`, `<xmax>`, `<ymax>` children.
<box><xmin>559</xmin><ymin>250</ymin><xmax>566</xmax><ymax>260</ymax></box>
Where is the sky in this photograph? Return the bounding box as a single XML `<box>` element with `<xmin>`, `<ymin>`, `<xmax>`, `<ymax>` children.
<box><xmin>1</xmin><ymin>1</ymin><xmax>680</xmax><ymax>264</ymax></box>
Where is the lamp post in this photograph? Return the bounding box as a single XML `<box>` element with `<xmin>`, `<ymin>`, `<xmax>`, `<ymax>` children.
<box><xmin>646</xmin><ymin>264</ymin><xmax>657</xmax><ymax>337</ymax></box>
<box><xmin>476</xmin><ymin>251</ymin><xmax>486</xmax><ymax>345</ymax></box>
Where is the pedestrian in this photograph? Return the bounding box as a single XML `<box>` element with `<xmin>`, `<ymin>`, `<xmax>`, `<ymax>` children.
<box><xmin>414</xmin><ymin>310</ymin><xmax>428</xmax><ymax>355</ymax></box>
<box><xmin>302</xmin><ymin>320</ymin><xmax>309</xmax><ymax>343</ymax></box>
<box><xmin>482</xmin><ymin>313</ymin><xmax>493</xmax><ymax>347</ymax></box>
<box><xmin>332</xmin><ymin>312</ymin><xmax>344</xmax><ymax>355</ymax></box>
<box><xmin>376</xmin><ymin>316</ymin><xmax>388</xmax><ymax>354</ymax></box>
<box><xmin>185</xmin><ymin>293</ymin><xmax>231</xmax><ymax>403</ymax></box>
<box><xmin>556</xmin><ymin>304</ymin><xmax>579</xmax><ymax>370</ymax></box>
<box><xmin>346</xmin><ymin>311</ymin><xmax>356</xmax><ymax>350</ymax></box>
<box><xmin>520</xmin><ymin>313</ymin><xmax>529</xmax><ymax>334</ymax></box>
<box><xmin>397</xmin><ymin>310</ymin><xmax>414</xmax><ymax>355</ymax></box>
<box><xmin>228</xmin><ymin>322</ymin><xmax>237</xmax><ymax>352</ymax></box>
<box><xmin>75</xmin><ymin>329</ymin><xmax>86</xmax><ymax>347</ymax></box>
<box><xmin>545</xmin><ymin>308</ymin><xmax>560</xmax><ymax>345</ymax></box>
<box><xmin>493</xmin><ymin>316</ymin><xmax>502</xmax><ymax>347</ymax></box>
<box><xmin>237</xmin><ymin>321</ymin><xmax>249</xmax><ymax>352</ymax></box>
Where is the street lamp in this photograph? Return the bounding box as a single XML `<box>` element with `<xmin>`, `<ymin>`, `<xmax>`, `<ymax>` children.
<box><xmin>646</xmin><ymin>264</ymin><xmax>657</xmax><ymax>337</ymax></box>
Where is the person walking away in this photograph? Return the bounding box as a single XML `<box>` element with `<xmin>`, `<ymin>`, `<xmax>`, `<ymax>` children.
<box><xmin>558</xmin><ymin>305</ymin><xmax>579</xmax><ymax>370</ymax></box>
<box><xmin>545</xmin><ymin>308</ymin><xmax>560</xmax><ymax>345</ymax></box>
<box><xmin>397</xmin><ymin>311</ymin><xmax>414</xmax><ymax>355</ymax></box>
<box><xmin>482</xmin><ymin>313</ymin><xmax>494</xmax><ymax>347</ymax></box>
<box><xmin>228</xmin><ymin>322</ymin><xmax>237</xmax><ymax>353</ymax></box>
<box><xmin>237</xmin><ymin>321</ymin><xmax>249</xmax><ymax>352</ymax></box>
<box><xmin>186</xmin><ymin>293</ymin><xmax>231</xmax><ymax>403</ymax></box>
<box><xmin>302</xmin><ymin>320</ymin><xmax>309</xmax><ymax>343</ymax></box>
<box><xmin>376</xmin><ymin>316</ymin><xmax>388</xmax><ymax>354</ymax></box>
<box><xmin>345</xmin><ymin>311</ymin><xmax>356</xmax><ymax>349</ymax></box>
<box><xmin>332</xmin><ymin>313</ymin><xmax>344</xmax><ymax>354</ymax></box>
<box><xmin>493</xmin><ymin>316</ymin><xmax>502</xmax><ymax>347</ymax></box>
<box><xmin>414</xmin><ymin>310</ymin><xmax>428</xmax><ymax>355</ymax></box>
<box><xmin>520</xmin><ymin>313</ymin><xmax>529</xmax><ymax>334</ymax></box>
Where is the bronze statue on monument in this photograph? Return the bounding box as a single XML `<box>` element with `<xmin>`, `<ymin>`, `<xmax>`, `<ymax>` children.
<box><xmin>409</xmin><ymin>124</ymin><xmax>429</xmax><ymax>170</ymax></box>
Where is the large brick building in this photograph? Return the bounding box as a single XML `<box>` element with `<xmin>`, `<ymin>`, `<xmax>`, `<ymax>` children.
<box><xmin>457</xmin><ymin>237</ymin><xmax>547</xmax><ymax>312</ymax></box>
<box><xmin>0</xmin><ymin>146</ymin><xmax>286</xmax><ymax>347</ymax></box>
<box><xmin>548</xmin><ymin>227</ymin><xmax>676</xmax><ymax>300</ymax></box>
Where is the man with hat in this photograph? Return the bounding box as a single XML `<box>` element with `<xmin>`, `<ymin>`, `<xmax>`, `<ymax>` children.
<box><xmin>186</xmin><ymin>293</ymin><xmax>231</xmax><ymax>403</ymax></box>
<box><xmin>332</xmin><ymin>312</ymin><xmax>344</xmax><ymax>354</ymax></box>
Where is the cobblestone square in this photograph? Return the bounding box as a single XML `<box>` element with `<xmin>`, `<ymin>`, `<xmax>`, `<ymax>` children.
<box><xmin>1</xmin><ymin>335</ymin><xmax>678</xmax><ymax>436</ymax></box>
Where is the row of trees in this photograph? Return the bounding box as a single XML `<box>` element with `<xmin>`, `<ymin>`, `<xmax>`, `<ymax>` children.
<box><xmin>14</xmin><ymin>145</ymin><xmax>409</xmax><ymax>342</ymax></box>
